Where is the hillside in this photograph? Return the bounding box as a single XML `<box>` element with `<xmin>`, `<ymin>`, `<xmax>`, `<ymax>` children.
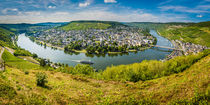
<box><xmin>0</xmin><ymin>27</ymin><xmax>15</xmax><ymax>47</ymax></box>
<box><xmin>59</xmin><ymin>20</ymin><xmax>126</xmax><ymax>31</ymax></box>
<box><xmin>0</xmin><ymin>22</ymin><xmax>209</xmax><ymax>104</ymax></box>
<box><xmin>0</xmin><ymin>48</ymin><xmax>209</xmax><ymax>104</ymax></box>
<box><xmin>157</xmin><ymin>21</ymin><xmax>210</xmax><ymax>47</ymax></box>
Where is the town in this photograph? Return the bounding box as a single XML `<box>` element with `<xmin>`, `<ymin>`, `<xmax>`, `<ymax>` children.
<box><xmin>33</xmin><ymin>26</ymin><xmax>156</xmax><ymax>53</ymax></box>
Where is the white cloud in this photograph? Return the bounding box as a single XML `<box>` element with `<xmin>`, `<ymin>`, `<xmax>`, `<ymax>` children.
<box><xmin>159</xmin><ymin>0</ymin><xmax>173</xmax><ymax>5</ymax></box>
<box><xmin>104</xmin><ymin>0</ymin><xmax>117</xmax><ymax>3</ymax></box>
<box><xmin>196</xmin><ymin>14</ymin><xmax>203</xmax><ymax>18</ymax></box>
<box><xmin>48</xmin><ymin>5</ymin><xmax>56</xmax><ymax>9</ymax></box>
<box><xmin>1</xmin><ymin>8</ymin><xmax>19</xmax><ymax>14</ymax></box>
<box><xmin>79</xmin><ymin>0</ymin><xmax>92</xmax><ymax>7</ymax></box>
<box><xmin>0</xmin><ymin>9</ymin><xmax>189</xmax><ymax>24</ymax></box>
<box><xmin>159</xmin><ymin>6</ymin><xmax>209</xmax><ymax>13</ymax></box>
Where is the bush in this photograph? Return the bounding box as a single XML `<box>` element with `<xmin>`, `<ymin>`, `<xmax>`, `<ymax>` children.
<box><xmin>56</xmin><ymin>64</ymin><xmax>94</xmax><ymax>76</ymax></box>
<box><xmin>24</xmin><ymin>71</ymin><xmax>29</xmax><ymax>75</ymax></box>
<box><xmin>36</xmin><ymin>72</ymin><xmax>48</xmax><ymax>87</ymax></box>
<box><xmin>14</xmin><ymin>49</ymin><xmax>32</xmax><ymax>56</ymax></box>
<box><xmin>102</xmin><ymin>49</ymin><xmax>210</xmax><ymax>82</ymax></box>
<box><xmin>39</xmin><ymin>59</ymin><xmax>46</xmax><ymax>67</ymax></box>
<box><xmin>32</xmin><ymin>53</ymin><xmax>38</xmax><ymax>58</ymax></box>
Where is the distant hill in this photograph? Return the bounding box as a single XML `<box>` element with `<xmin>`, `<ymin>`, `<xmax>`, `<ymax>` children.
<box><xmin>0</xmin><ymin>23</ymin><xmax>64</xmax><ymax>33</ymax></box>
<box><xmin>125</xmin><ymin>22</ymin><xmax>194</xmax><ymax>30</ymax></box>
<box><xmin>58</xmin><ymin>20</ymin><xmax>127</xmax><ymax>31</ymax></box>
<box><xmin>35</xmin><ymin>22</ymin><xmax>67</xmax><ymax>26</ymax></box>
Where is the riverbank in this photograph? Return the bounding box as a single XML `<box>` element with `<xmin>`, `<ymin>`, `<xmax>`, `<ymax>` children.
<box><xmin>34</xmin><ymin>39</ymin><xmax>152</xmax><ymax>54</ymax></box>
<box><xmin>17</xmin><ymin>31</ymin><xmax>172</xmax><ymax>70</ymax></box>
<box><xmin>156</xmin><ymin>30</ymin><xmax>183</xmax><ymax>60</ymax></box>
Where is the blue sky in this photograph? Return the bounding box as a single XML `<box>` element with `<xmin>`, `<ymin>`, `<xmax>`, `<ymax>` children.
<box><xmin>0</xmin><ymin>0</ymin><xmax>209</xmax><ymax>23</ymax></box>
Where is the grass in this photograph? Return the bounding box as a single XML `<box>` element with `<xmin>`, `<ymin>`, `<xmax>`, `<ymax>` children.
<box><xmin>2</xmin><ymin>50</ymin><xmax>39</xmax><ymax>70</ymax></box>
<box><xmin>18</xmin><ymin>56</ymin><xmax>40</xmax><ymax>64</ymax></box>
<box><xmin>0</xmin><ymin>53</ymin><xmax>209</xmax><ymax>104</ymax></box>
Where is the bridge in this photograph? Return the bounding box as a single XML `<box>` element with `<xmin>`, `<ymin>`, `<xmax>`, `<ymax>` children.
<box><xmin>150</xmin><ymin>45</ymin><xmax>183</xmax><ymax>51</ymax></box>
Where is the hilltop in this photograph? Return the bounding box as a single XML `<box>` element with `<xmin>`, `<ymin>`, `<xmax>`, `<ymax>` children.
<box><xmin>59</xmin><ymin>20</ymin><xmax>127</xmax><ymax>31</ymax></box>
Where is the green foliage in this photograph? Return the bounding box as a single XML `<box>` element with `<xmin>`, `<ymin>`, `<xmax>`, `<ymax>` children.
<box><xmin>36</xmin><ymin>72</ymin><xmax>48</xmax><ymax>87</ymax></box>
<box><xmin>102</xmin><ymin>49</ymin><xmax>210</xmax><ymax>82</ymax></box>
<box><xmin>14</xmin><ymin>49</ymin><xmax>32</xmax><ymax>56</ymax></box>
<box><xmin>0</xmin><ymin>78</ymin><xmax>17</xmax><ymax>99</ymax></box>
<box><xmin>59</xmin><ymin>20</ymin><xmax>126</xmax><ymax>31</ymax></box>
<box><xmin>39</xmin><ymin>59</ymin><xmax>46</xmax><ymax>67</ymax></box>
<box><xmin>32</xmin><ymin>53</ymin><xmax>38</xmax><ymax>58</ymax></box>
<box><xmin>56</xmin><ymin>64</ymin><xmax>94</xmax><ymax>75</ymax></box>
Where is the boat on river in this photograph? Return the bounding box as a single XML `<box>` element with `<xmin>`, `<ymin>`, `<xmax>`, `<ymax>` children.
<box><xmin>72</xmin><ymin>60</ymin><xmax>94</xmax><ymax>64</ymax></box>
<box><xmin>80</xmin><ymin>60</ymin><xmax>94</xmax><ymax>64</ymax></box>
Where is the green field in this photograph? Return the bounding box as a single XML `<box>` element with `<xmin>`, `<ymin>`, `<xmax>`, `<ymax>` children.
<box><xmin>2</xmin><ymin>50</ymin><xmax>39</xmax><ymax>70</ymax></box>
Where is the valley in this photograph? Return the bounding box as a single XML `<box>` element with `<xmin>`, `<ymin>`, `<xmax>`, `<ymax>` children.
<box><xmin>0</xmin><ymin>21</ymin><xmax>209</xmax><ymax>105</ymax></box>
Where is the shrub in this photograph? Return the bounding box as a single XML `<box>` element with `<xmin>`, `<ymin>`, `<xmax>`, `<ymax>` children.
<box><xmin>24</xmin><ymin>71</ymin><xmax>29</xmax><ymax>75</ymax></box>
<box><xmin>39</xmin><ymin>59</ymin><xmax>46</xmax><ymax>67</ymax></box>
<box><xmin>56</xmin><ymin>64</ymin><xmax>94</xmax><ymax>76</ymax></box>
<box><xmin>36</xmin><ymin>72</ymin><xmax>48</xmax><ymax>87</ymax></box>
<box><xmin>14</xmin><ymin>49</ymin><xmax>32</xmax><ymax>56</ymax></box>
<box><xmin>102</xmin><ymin>49</ymin><xmax>210</xmax><ymax>82</ymax></box>
<box><xmin>32</xmin><ymin>53</ymin><xmax>38</xmax><ymax>58</ymax></box>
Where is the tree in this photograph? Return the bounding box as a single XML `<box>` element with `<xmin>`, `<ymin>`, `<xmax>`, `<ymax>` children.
<box><xmin>32</xmin><ymin>53</ymin><xmax>38</xmax><ymax>58</ymax></box>
<box><xmin>36</xmin><ymin>72</ymin><xmax>48</xmax><ymax>87</ymax></box>
<box><xmin>40</xmin><ymin>59</ymin><xmax>46</xmax><ymax>67</ymax></box>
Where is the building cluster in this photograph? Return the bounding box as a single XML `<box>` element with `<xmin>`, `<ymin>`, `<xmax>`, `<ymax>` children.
<box><xmin>34</xmin><ymin>26</ymin><xmax>155</xmax><ymax>48</ymax></box>
<box><xmin>175</xmin><ymin>40</ymin><xmax>209</xmax><ymax>55</ymax></box>
<box><xmin>166</xmin><ymin>40</ymin><xmax>209</xmax><ymax>60</ymax></box>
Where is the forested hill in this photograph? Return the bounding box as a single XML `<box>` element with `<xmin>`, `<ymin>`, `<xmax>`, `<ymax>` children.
<box><xmin>59</xmin><ymin>20</ymin><xmax>127</xmax><ymax>31</ymax></box>
<box><xmin>157</xmin><ymin>21</ymin><xmax>210</xmax><ymax>47</ymax></box>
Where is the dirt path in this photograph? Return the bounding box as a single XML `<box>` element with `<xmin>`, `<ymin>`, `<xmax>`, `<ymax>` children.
<box><xmin>0</xmin><ymin>47</ymin><xmax>5</xmax><ymax>62</ymax></box>
<box><xmin>0</xmin><ymin>47</ymin><xmax>5</xmax><ymax>71</ymax></box>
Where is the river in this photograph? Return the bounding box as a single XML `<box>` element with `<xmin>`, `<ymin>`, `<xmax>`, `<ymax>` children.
<box><xmin>17</xmin><ymin>30</ymin><xmax>173</xmax><ymax>70</ymax></box>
